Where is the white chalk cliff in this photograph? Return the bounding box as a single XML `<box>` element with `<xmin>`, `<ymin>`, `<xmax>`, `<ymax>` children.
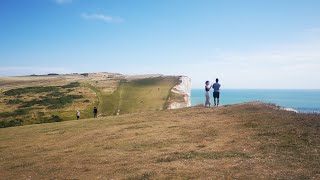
<box><xmin>168</xmin><ymin>76</ymin><xmax>191</xmax><ymax>109</ymax></box>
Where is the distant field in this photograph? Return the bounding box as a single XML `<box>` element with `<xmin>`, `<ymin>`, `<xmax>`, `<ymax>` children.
<box><xmin>0</xmin><ymin>102</ymin><xmax>319</xmax><ymax>179</ymax></box>
<box><xmin>0</xmin><ymin>74</ymin><xmax>181</xmax><ymax>128</ymax></box>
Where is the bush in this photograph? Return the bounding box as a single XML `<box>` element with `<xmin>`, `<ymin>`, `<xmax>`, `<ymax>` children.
<box><xmin>61</xmin><ymin>82</ymin><xmax>80</xmax><ymax>89</ymax></box>
<box><xmin>0</xmin><ymin>109</ymin><xmax>29</xmax><ymax>118</ymax></box>
<box><xmin>0</xmin><ymin>119</ymin><xmax>23</xmax><ymax>128</ymax></box>
<box><xmin>20</xmin><ymin>95</ymin><xmax>84</xmax><ymax>109</ymax></box>
<box><xmin>47</xmin><ymin>91</ymin><xmax>65</xmax><ymax>97</ymax></box>
<box><xmin>7</xmin><ymin>99</ymin><xmax>24</xmax><ymax>105</ymax></box>
<box><xmin>4</xmin><ymin>86</ymin><xmax>59</xmax><ymax>96</ymax></box>
<box><xmin>39</xmin><ymin>115</ymin><xmax>63</xmax><ymax>123</ymax></box>
<box><xmin>48</xmin><ymin>115</ymin><xmax>63</xmax><ymax>122</ymax></box>
<box><xmin>3</xmin><ymin>82</ymin><xmax>80</xmax><ymax>97</ymax></box>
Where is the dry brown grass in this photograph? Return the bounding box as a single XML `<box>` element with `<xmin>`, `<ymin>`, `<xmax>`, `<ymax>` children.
<box><xmin>0</xmin><ymin>102</ymin><xmax>319</xmax><ymax>179</ymax></box>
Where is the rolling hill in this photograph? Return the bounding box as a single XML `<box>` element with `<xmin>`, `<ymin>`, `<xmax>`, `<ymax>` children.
<box><xmin>0</xmin><ymin>102</ymin><xmax>319</xmax><ymax>179</ymax></box>
<box><xmin>0</xmin><ymin>73</ymin><xmax>188</xmax><ymax>127</ymax></box>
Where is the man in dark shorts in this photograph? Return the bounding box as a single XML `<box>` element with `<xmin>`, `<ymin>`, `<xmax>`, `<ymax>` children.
<box><xmin>212</xmin><ymin>78</ymin><xmax>221</xmax><ymax>107</ymax></box>
<box><xmin>93</xmin><ymin>107</ymin><xmax>98</xmax><ymax>118</ymax></box>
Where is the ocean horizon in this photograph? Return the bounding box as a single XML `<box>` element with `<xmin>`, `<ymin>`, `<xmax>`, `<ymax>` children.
<box><xmin>191</xmin><ymin>89</ymin><xmax>320</xmax><ymax>113</ymax></box>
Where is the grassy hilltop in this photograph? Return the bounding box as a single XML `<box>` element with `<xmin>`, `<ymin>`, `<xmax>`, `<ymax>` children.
<box><xmin>0</xmin><ymin>73</ymin><xmax>181</xmax><ymax>127</ymax></box>
<box><xmin>0</xmin><ymin>102</ymin><xmax>319</xmax><ymax>179</ymax></box>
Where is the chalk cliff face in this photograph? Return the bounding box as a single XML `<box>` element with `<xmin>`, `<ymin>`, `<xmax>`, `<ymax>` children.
<box><xmin>168</xmin><ymin>76</ymin><xmax>191</xmax><ymax>109</ymax></box>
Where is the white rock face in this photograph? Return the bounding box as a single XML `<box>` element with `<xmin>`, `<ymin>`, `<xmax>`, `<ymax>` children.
<box><xmin>280</xmin><ymin>107</ymin><xmax>298</xmax><ymax>113</ymax></box>
<box><xmin>168</xmin><ymin>76</ymin><xmax>191</xmax><ymax>109</ymax></box>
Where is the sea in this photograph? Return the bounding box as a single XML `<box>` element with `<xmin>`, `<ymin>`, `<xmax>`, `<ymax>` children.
<box><xmin>191</xmin><ymin>89</ymin><xmax>320</xmax><ymax>113</ymax></box>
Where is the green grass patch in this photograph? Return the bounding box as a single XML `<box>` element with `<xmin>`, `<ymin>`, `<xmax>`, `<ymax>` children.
<box><xmin>108</xmin><ymin>77</ymin><xmax>179</xmax><ymax>115</ymax></box>
<box><xmin>87</xmin><ymin>77</ymin><xmax>180</xmax><ymax>116</ymax></box>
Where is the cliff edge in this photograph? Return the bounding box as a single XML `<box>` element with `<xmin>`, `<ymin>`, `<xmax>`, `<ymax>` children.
<box><xmin>168</xmin><ymin>76</ymin><xmax>191</xmax><ymax>109</ymax></box>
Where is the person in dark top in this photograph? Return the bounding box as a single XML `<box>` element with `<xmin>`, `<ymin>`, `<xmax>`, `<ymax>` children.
<box><xmin>212</xmin><ymin>78</ymin><xmax>221</xmax><ymax>107</ymax></box>
<box><xmin>76</xmin><ymin>110</ymin><xmax>80</xmax><ymax>120</ymax></box>
<box><xmin>93</xmin><ymin>107</ymin><xmax>98</xmax><ymax>118</ymax></box>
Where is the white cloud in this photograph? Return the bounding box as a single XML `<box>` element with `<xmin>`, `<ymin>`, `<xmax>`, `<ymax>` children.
<box><xmin>81</xmin><ymin>13</ymin><xmax>124</xmax><ymax>23</ymax></box>
<box><xmin>54</xmin><ymin>0</ymin><xmax>73</xmax><ymax>4</ymax></box>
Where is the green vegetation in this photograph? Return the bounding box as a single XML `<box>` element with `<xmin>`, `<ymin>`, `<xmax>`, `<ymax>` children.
<box><xmin>4</xmin><ymin>86</ymin><xmax>60</xmax><ymax>96</ymax></box>
<box><xmin>38</xmin><ymin>115</ymin><xmax>63</xmax><ymax>124</ymax></box>
<box><xmin>47</xmin><ymin>91</ymin><xmax>65</xmax><ymax>97</ymax></box>
<box><xmin>60</xmin><ymin>82</ymin><xmax>80</xmax><ymax>89</ymax></box>
<box><xmin>0</xmin><ymin>109</ymin><xmax>30</xmax><ymax>118</ymax></box>
<box><xmin>19</xmin><ymin>95</ymin><xmax>83</xmax><ymax>109</ymax></box>
<box><xmin>0</xmin><ymin>119</ymin><xmax>23</xmax><ymax>128</ymax></box>
<box><xmin>6</xmin><ymin>99</ymin><xmax>24</xmax><ymax>105</ymax></box>
<box><xmin>87</xmin><ymin>77</ymin><xmax>179</xmax><ymax>116</ymax></box>
<box><xmin>3</xmin><ymin>82</ymin><xmax>80</xmax><ymax>96</ymax></box>
<box><xmin>1</xmin><ymin>82</ymin><xmax>84</xmax><ymax>127</ymax></box>
<box><xmin>1</xmin><ymin>76</ymin><xmax>183</xmax><ymax>127</ymax></box>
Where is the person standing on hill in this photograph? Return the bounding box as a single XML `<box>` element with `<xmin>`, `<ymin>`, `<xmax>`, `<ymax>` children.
<box><xmin>212</xmin><ymin>78</ymin><xmax>221</xmax><ymax>107</ymax></box>
<box><xmin>205</xmin><ymin>81</ymin><xmax>211</xmax><ymax>107</ymax></box>
<box><xmin>93</xmin><ymin>107</ymin><xmax>98</xmax><ymax>118</ymax></box>
<box><xmin>76</xmin><ymin>110</ymin><xmax>80</xmax><ymax>120</ymax></box>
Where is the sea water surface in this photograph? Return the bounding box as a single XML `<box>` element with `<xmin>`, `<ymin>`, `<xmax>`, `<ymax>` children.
<box><xmin>191</xmin><ymin>89</ymin><xmax>320</xmax><ymax>113</ymax></box>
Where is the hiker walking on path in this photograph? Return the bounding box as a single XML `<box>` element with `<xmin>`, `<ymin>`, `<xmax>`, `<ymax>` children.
<box><xmin>205</xmin><ymin>81</ymin><xmax>211</xmax><ymax>107</ymax></box>
<box><xmin>93</xmin><ymin>107</ymin><xmax>98</xmax><ymax>118</ymax></box>
<box><xmin>212</xmin><ymin>78</ymin><xmax>221</xmax><ymax>107</ymax></box>
<box><xmin>76</xmin><ymin>110</ymin><xmax>80</xmax><ymax>120</ymax></box>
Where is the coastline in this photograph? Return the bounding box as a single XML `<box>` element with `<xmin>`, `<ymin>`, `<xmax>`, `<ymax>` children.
<box><xmin>190</xmin><ymin>89</ymin><xmax>320</xmax><ymax>113</ymax></box>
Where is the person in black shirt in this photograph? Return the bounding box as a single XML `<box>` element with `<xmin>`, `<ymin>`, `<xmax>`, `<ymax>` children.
<box><xmin>93</xmin><ymin>107</ymin><xmax>98</xmax><ymax>118</ymax></box>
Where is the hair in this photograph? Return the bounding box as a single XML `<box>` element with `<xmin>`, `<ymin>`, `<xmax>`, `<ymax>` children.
<box><xmin>205</xmin><ymin>81</ymin><xmax>209</xmax><ymax>84</ymax></box>
<box><xmin>216</xmin><ymin>78</ymin><xmax>219</xmax><ymax>82</ymax></box>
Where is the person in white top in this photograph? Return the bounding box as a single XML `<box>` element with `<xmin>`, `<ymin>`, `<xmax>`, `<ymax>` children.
<box><xmin>205</xmin><ymin>81</ymin><xmax>211</xmax><ymax>107</ymax></box>
<box><xmin>212</xmin><ymin>78</ymin><xmax>221</xmax><ymax>107</ymax></box>
<box><xmin>76</xmin><ymin>110</ymin><xmax>80</xmax><ymax>120</ymax></box>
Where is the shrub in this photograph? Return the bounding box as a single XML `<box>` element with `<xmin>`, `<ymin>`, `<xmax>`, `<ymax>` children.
<box><xmin>19</xmin><ymin>95</ymin><xmax>83</xmax><ymax>109</ymax></box>
<box><xmin>47</xmin><ymin>91</ymin><xmax>65</xmax><ymax>97</ymax></box>
<box><xmin>4</xmin><ymin>86</ymin><xmax>59</xmax><ymax>96</ymax></box>
<box><xmin>7</xmin><ymin>99</ymin><xmax>24</xmax><ymax>105</ymax></box>
<box><xmin>48</xmin><ymin>115</ymin><xmax>63</xmax><ymax>122</ymax></box>
<box><xmin>0</xmin><ymin>119</ymin><xmax>23</xmax><ymax>128</ymax></box>
<box><xmin>39</xmin><ymin>115</ymin><xmax>63</xmax><ymax>123</ymax></box>
<box><xmin>3</xmin><ymin>82</ymin><xmax>80</xmax><ymax>97</ymax></box>
<box><xmin>38</xmin><ymin>112</ymin><xmax>45</xmax><ymax>116</ymax></box>
<box><xmin>61</xmin><ymin>82</ymin><xmax>80</xmax><ymax>89</ymax></box>
<box><xmin>0</xmin><ymin>109</ymin><xmax>29</xmax><ymax>118</ymax></box>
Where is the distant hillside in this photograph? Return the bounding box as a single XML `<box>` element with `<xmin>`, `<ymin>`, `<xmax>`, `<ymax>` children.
<box><xmin>0</xmin><ymin>102</ymin><xmax>319</xmax><ymax>179</ymax></box>
<box><xmin>0</xmin><ymin>73</ymin><xmax>187</xmax><ymax>127</ymax></box>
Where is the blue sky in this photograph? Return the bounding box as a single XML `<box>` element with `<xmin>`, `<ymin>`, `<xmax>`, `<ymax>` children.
<box><xmin>1</xmin><ymin>0</ymin><xmax>320</xmax><ymax>88</ymax></box>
